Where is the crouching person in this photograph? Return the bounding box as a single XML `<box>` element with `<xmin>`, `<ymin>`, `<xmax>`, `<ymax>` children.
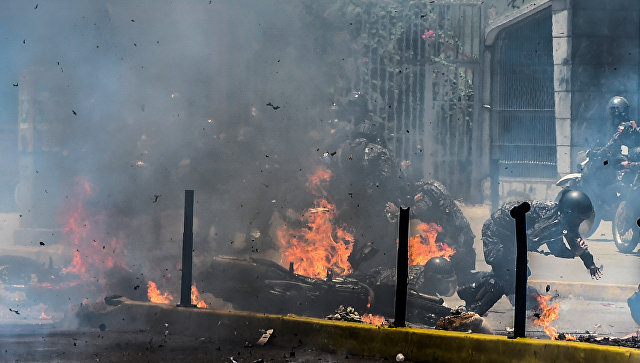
<box><xmin>458</xmin><ymin>190</ymin><xmax>602</xmax><ymax>315</ymax></box>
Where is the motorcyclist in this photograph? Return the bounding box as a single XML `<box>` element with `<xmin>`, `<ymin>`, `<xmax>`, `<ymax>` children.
<box><xmin>593</xmin><ymin>96</ymin><xmax>640</xmax><ymax>168</ymax></box>
<box><xmin>329</xmin><ymin>92</ymin><xmax>476</xmax><ymax>279</ymax></box>
<box><xmin>458</xmin><ymin>190</ymin><xmax>602</xmax><ymax>315</ymax></box>
<box><xmin>387</xmin><ymin>177</ymin><xmax>477</xmax><ymax>285</ymax></box>
<box><xmin>419</xmin><ymin>256</ymin><xmax>458</xmax><ymax>297</ymax></box>
<box><xmin>332</xmin><ymin>117</ymin><xmax>396</xmax><ymax>270</ymax></box>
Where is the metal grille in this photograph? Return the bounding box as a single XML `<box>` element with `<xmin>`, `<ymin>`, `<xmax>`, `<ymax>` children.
<box><xmin>491</xmin><ymin>8</ymin><xmax>556</xmax><ymax>179</ymax></box>
<box><xmin>353</xmin><ymin>2</ymin><xmax>482</xmax><ymax>198</ymax></box>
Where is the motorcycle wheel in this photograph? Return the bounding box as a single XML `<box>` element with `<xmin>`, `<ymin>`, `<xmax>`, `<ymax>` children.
<box><xmin>612</xmin><ymin>200</ymin><xmax>640</xmax><ymax>253</ymax></box>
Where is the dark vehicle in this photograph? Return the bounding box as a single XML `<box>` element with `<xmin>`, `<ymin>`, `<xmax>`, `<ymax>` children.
<box><xmin>555</xmin><ymin>148</ymin><xmax>624</xmax><ymax>239</ymax></box>
<box><xmin>611</xmin><ymin>147</ymin><xmax>640</xmax><ymax>253</ymax></box>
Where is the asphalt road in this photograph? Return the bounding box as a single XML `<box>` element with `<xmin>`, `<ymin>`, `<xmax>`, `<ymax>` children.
<box><xmin>0</xmin><ymin>326</ymin><xmax>388</xmax><ymax>363</ymax></box>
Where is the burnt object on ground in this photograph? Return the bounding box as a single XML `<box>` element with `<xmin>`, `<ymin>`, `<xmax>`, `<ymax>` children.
<box><xmin>195</xmin><ymin>257</ymin><xmax>452</xmax><ymax>326</ymax></box>
<box><xmin>435</xmin><ymin>307</ymin><xmax>493</xmax><ymax>334</ymax></box>
<box><xmin>196</xmin><ymin>257</ymin><xmax>371</xmax><ymax>316</ymax></box>
<box><xmin>326</xmin><ymin>305</ymin><xmax>363</xmax><ymax>323</ymax></box>
<box><xmin>576</xmin><ymin>334</ymin><xmax>640</xmax><ymax>349</ymax></box>
<box><xmin>358</xmin><ymin>265</ymin><xmax>452</xmax><ymax>326</ymax></box>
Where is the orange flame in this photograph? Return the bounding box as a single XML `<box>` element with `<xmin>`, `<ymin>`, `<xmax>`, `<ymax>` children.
<box><xmin>408</xmin><ymin>223</ymin><xmax>455</xmax><ymax>266</ymax></box>
<box><xmin>305</xmin><ymin>167</ymin><xmax>332</xmax><ymax>196</ymax></box>
<box><xmin>278</xmin><ymin>199</ymin><xmax>354</xmax><ymax>278</ymax></box>
<box><xmin>39</xmin><ymin>310</ymin><xmax>52</xmax><ymax>320</ymax></box>
<box><xmin>565</xmin><ymin>334</ymin><xmax>577</xmax><ymax>341</ymax></box>
<box><xmin>147</xmin><ymin>281</ymin><xmax>174</xmax><ymax>304</ymax></box>
<box><xmin>361</xmin><ymin>313</ymin><xmax>385</xmax><ymax>326</ymax></box>
<box><xmin>278</xmin><ymin>168</ymin><xmax>354</xmax><ymax>279</ymax></box>
<box><xmin>191</xmin><ymin>283</ymin><xmax>208</xmax><ymax>308</ymax></box>
<box><xmin>60</xmin><ymin>177</ymin><xmax>125</xmax><ymax>280</ymax></box>
<box><xmin>533</xmin><ymin>294</ymin><xmax>561</xmax><ymax>340</ymax></box>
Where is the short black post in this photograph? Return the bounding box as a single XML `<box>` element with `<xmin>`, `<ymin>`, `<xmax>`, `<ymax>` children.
<box><xmin>510</xmin><ymin>202</ymin><xmax>530</xmax><ymax>338</ymax></box>
<box><xmin>394</xmin><ymin>207</ymin><xmax>410</xmax><ymax>328</ymax></box>
<box><xmin>289</xmin><ymin>262</ymin><xmax>294</xmax><ymax>276</ymax></box>
<box><xmin>179</xmin><ymin>190</ymin><xmax>195</xmax><ymax>307</ymax></box>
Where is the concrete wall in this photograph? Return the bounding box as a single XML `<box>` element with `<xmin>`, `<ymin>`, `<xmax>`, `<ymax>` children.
<box><xmin>552</xmin><ymin>0</ymin><xmax>572</xmax><ymax>175</ymax></box>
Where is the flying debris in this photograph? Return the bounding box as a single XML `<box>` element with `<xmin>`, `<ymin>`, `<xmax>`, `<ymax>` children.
<box><xmin>266</xmin><ymin>102</ymin><xmax>280</xmax><ymax>110</ymax></box>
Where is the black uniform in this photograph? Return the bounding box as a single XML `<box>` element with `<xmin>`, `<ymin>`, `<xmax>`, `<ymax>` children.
<box><xmin>484</xmin><ymin>201</ymin><xmax>596</xmax><ymax>291</ymax></box>
<box><xmin>331</xmin><ymin>134</ymin><xmax>396</xmax><ymax>270</ymax></box>
<box><xmin>459</xmin><ymin>195</ymin><xmax>600</xmax><ymax>315</ymax></box>
<box><xmin>395</xmin><ymin>179</ymin><xmax>476</xmax><ymax>284</ymax></box>
<box><xmin>331</xmin><ymin>134</ymin><xmax>476</xmax><ymax>281</ymax></box>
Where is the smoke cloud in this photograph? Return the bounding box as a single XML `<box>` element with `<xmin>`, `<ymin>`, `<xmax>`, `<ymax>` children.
<box><xmin>0</xmin><ymin>0</ymin><xmax>355</xmax><ymax>310</ymax></box>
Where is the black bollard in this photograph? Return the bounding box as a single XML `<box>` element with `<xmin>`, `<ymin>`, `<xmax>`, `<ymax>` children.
<box><xmin>394</xmin><ymin>207</ymin><xmax>410</xmax><ymax>328</ymax></box>
<box><xmin>178</xmin><ymin>190</ymin><xmax>196</xmax><ymax>308</ymax></box>
<box><xmin>510</xmin><ymin>202</ymin><xmax>530</xmax><ymax>338</ymax></box>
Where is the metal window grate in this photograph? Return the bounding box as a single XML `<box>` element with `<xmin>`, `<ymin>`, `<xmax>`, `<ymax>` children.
<box><xmin>352</xmin><ymin>2</ymin><xmax>482</xmax><ymax>199</ymax></box>
<box><xmin>491</xmin><ymin>8</ymin><xmax>556</xmax><ymax>179</ymax></box>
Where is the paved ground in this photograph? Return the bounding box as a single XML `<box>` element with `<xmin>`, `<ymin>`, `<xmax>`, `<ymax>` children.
<box><xmin>0</xmin><ymin>326</ymin><xmax>388</xmax><ymax>362</ymax></box>
<box><xmin>0</xmin><ymin>206</ymin><xmax>639</xmax><ymax>360</ymax></box>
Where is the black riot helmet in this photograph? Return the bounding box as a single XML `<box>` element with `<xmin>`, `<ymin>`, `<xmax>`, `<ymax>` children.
<box><xmin>419</xmin><ymin>257</ymin><xmax>458</xmax><ymax>297</ymax></box>
<box><xmin>607</xmin><ymin>96</ymin><xmax>630</xmax><ymax>128</ymax></box>
<box><xmin>558</xmin><ymin>190</ymin><xmax>595</xmax><ymax>235</ymax></box>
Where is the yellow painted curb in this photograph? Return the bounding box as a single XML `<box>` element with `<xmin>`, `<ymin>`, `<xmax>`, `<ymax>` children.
<box><xmin>529</xmin><ymin>280</ymin><xmax>636</xmax><ymax>302</ymax></box>
<box><xmin>75</xmin><ymin>300</ymin><xmax>640</xmax><ymax>363</ymax></box>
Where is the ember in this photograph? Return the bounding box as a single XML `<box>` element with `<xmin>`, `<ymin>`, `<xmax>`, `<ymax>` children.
<box><xmin>408</xmin><ymin>222</ymin><xmax>455</xmax><ymax>266</ymax></box>
<box><xmin>147</xmin><ymin>281</ymin><xmax>173</xmax><ymax>304</ymax></box>
<box><xmin>533</xmin><ymin>294</ymin><xmax>561</xmax><ymax>340</ymax></box>
<box><xmin>361</xmin><ymin>313</ymin><xmax>385</xmax><ymax>326</ymax></box>
<box><xmin>278</xmin><ymin>168</ymin><xmax>354</xmax><ymax>279</ymax></box>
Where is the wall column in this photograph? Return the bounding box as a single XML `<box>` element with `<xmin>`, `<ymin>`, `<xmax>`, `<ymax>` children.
<box><xmin>552</xmin><ymin>0</ymin><xmax>572</xmax><ymax>176</ymax></box>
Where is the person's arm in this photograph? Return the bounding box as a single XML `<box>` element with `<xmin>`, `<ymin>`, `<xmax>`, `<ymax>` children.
<box><xmin>565</xmin><ymin>233</ymin><xmax>603</xmax><ymax>279</ymax></box>
<box><xmin>545</xmin><ymin>236</ymin><xmax>574</xmax><ymax>258</ymax></box>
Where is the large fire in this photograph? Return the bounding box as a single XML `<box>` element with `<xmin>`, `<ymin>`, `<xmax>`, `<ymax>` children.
<box><xmin>533</xmin><ymin>293</ymin><xmax>561</xmax><ymax>340</ymax></box>
<box><xmin>278</xmin><ymin>168</ymin><xmax>354</xmax><ymax>279</ymax></box>
<box><xmin>408</xmin><ymin>222</ymin><xmax>455</xmax><ymax>266</ymax></box>
<box><xmin>60</xmin><ymin>178</ymin><xmax>125</xmax><ymax>280</ymax></box>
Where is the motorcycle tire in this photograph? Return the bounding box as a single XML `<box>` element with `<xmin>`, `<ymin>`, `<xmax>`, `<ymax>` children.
<box><xmin>612</xmin><ymin>200</ymin><xmax>640</xmax><ymax>253</ymax></box>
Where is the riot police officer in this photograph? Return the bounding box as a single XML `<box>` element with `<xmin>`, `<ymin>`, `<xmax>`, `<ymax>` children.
<box><xmin>458</xmin><ymin>190</ymin><xmax>602</xmax><ymax>315</ymax></box>
<box><xmin>594</xmin><ymin>96</ymin><xmax>640</xmax><ymax>164</ymax></box>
